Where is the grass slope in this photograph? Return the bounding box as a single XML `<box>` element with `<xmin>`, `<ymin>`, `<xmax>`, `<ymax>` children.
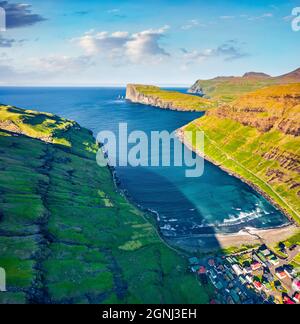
<box><xmin>0</xmin><ymin>105</ymin><xmax>212</xmax><ymax>304</ymax></box>
<box><xmin>182</xmin><ymin>84</ymin><xmax>300</xmax><ymax>224</ymax></box>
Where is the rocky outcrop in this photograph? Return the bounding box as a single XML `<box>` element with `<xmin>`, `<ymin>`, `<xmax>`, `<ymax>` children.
<box><xmin>187</xmin><ymin>83</ymin><xmax>205</xmax><ymax>96</ymax></box>
<box><xmin>126</xmin><ymin>84</ymin><xmax>213</xmax><ymax>111</ymax></box>
<box><xmin>126</xmin><ymin>84</ymin><xmax>176</xmax><ymax>110</ymax></box>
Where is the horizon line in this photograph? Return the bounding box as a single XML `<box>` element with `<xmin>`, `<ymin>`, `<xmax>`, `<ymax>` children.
<box><xmin>0</xmin><ymin>84</ymin><xmax>192</xmax><ymax>88</ymax></box>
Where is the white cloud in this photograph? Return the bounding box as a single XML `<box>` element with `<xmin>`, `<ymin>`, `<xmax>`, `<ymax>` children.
<box><xmin>107</xmin><ymin>9</ymin><xmax>120</xmax><ymax>14</ymax></box>
<box><xmin>181</xmin><ymin>19</ymin><xmax>205</xmax><ymax>30</ymax></box>
<box><xmin>28</xmin><ymin>55</ymin><xmax>93</xmax><ymax>73</ymax></box>
<box><xmin>125</xmin><ymin>26</ymin><xmax>170</xmax><ymax>63</ymax></box>
<box><xmin>75</xmin><ymin>26</ymin><xmax>170</xmax><ymax>64</ymax></box>
<box><xmin>77</xmin><ymin>31</ymin><xmax>130</xmax><ymax>56</ymax></box>
<box><xmin>181</xmin><ymin>40</ymin><xmax>249</xmax><ymax>67</ymax></box>
<box><xmin>220</xmin><ymin>16</ymin><xmax>235</xmax><ymax>20</ymax></box>
<box><xmin>248</xmin><ymin>13</ymin><xmax>273</xmax><ymax>21</ymax></box>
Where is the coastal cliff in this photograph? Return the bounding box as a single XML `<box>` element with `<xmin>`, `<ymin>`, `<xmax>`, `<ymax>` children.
<box><xmin>180</xmin><ymin>83</ymin><xmax>300</xmax><ymax>225</ymax></box>
<box><xmin>126</xmin><ymin>84</ymin><xmax>215</xmax><ymax>111</ymax></box>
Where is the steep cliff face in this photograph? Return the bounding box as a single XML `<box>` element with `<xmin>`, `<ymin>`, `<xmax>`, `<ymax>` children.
<box><xmin>126</xmin><ymin>84</ymin><xmax>176</xmax><ymax>109</ymax></box>
<box><xmin>126</xmin><ymin>84</ymin><xmax>215</xmax><ymax>111</ymax></box>
<box><xmin>182</xmin><ymin>83</ymin><xmax>300</xmax><ymax>223</ymax></box>
<box><xmin>187</xmin><ymin>83</ymin><xmax>205</xmax><ymax>97</ymax></box>
<box><xmin>208</xmin><ymin>84</ymin><xmax>300</xmax><ymax>135</ymax></box>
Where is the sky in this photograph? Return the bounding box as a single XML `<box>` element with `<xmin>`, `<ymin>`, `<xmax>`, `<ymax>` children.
<box><xmin>0</xmin><ymin>0</ymin><xmax>299</xmax><ymax>86</ymax></box>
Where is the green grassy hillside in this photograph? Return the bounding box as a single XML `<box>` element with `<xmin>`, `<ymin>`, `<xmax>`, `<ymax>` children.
<box><xmin>0</xmin><ymin>105</ymin><xmax>212</xmax><ymax>304</ymax></box>
<box><xmin>189</xmin><ymin>68</ymin><xmax>300</xmax><ymax>102</ymax></box>
<box><xmin>182</xmin><ymin>84</ymin><xmax>300</xmax><ymax>224</ymax></box>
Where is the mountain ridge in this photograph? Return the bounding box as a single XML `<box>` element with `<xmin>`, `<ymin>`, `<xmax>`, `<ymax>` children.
<box><xmin>188</xmin><ymin>67</ymin><xmax>300</xmax><ymax>102</ymax></box>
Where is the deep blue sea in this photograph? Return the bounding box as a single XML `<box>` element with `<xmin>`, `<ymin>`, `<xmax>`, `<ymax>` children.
<box><xmin>0</xmin><ymin>87</ymin><xmax>289</xmax><ymax>250</ymax></box>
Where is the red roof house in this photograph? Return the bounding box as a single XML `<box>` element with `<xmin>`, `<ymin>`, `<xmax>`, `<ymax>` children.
<box><xmin>276</xmin><ymin>269</ymin><xmax>287</xmax><ymax>280</ymax></box>
<box><xmin>251</xmin><ymin>261</ymin><xmax>261</xmax><ymax>271</ymax></box>
<box><xmin>293</xmin><ymin>293</ymin><xmax>300</xmax><ymax>303</ymax></box>
<box><xmin>254</xmin><ymin>281</ymin><xmax>263</xmax><ymax>291</ymax></box>
<box><xmin>208</xmin><ymin>259</ymin><xmax>215</xmax><ymax>267</ymax></box>
<box><xmin>283</xmin><ymin>296</ymin><xmax>296</xmax><ymax>305</ymax></box>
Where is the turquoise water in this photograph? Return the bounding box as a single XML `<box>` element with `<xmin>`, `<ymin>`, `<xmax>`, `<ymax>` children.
<box><xmin>0</xmin><ymin>87</ymin><xmax>289</xmax><ymax>250</ymax></box>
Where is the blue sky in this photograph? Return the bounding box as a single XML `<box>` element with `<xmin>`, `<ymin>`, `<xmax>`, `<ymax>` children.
<box><xmin>0</xmin><ymin>0</ymin><xmax>299</xmax><ymax>86</ymax></box>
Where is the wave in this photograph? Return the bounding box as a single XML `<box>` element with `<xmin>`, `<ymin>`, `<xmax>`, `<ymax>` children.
<box><xmin>222</xmin><ymin>207</ymin><xmax>265</xmax><ymax>226</ymax></box>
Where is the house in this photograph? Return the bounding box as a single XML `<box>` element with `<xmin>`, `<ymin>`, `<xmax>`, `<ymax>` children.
<box><xmin>226</xmin><ymin>270</ymin><xmax>234</xmax><ymax>281</ymax></box>
<box><xmin>224</xmin><ymin>263</ymin><xmax>231</xmax><ymax>271</ymax></box>
<box><xmin>209</xmin><ymin>269</ymin><xmax>218</xmax><ymax>280</ymax></box>
<box><xmin>208</xmin><ymin>258</ymin><xmax>216</xmax><ymax>267</ymax></box>
<box><xmin>198</xmin><ymin>266</ymin><xmax>207</xmax><ymax>275</ymax></box>
<box><xmin>258</xmin><ymin>252</ymin><xmax>267</xmax><ymax>263</ymax></box>
<box><xmin>214</xmin><ymin>281</ymin><xmax>224</xmax><ymax>290</ymax></box>
<box><xmin>226</xmin><ymin>257</ymin><xmax>234</xmax><ymax>264</ymax></box>
<box><xmin>268</xmin><ymin>255</ymin><xmax>279</xmax><ymax>266</ymax></box>
<box><xmin>217</xmin><ymin>264</ymin><xmax>224</xmax><ymax>273</ymax></box>
<box><xmin>230</xmin><ymin>290</ymin><xmax>240</xmax><ymax>303</ymax></box>
<box><xmin>253</xmin><ymin>254</ymin><xmax>265</xmax><ymax>266</ymax></box>
<box><xmin>264</xmin><ymin>282</ymin><xmax>272</xmax><ymax>293</ymax></box>
<box><xmin>254</xmin><ymin>281</ymin><xmax>263</xmax><ymax>291</ymax></box>
<box><xmin>191</xmin><ymin>265</ymin><xmax>201</xmax><ymax>273</ymax></box>
<box><xmin>189</xmin><ymin>257</ymin><xmax>200</xmax><ymax>265</ymax></box>
<box><xmin>232</xmin><ymin>264</ymin><xmax>243</xmax><ymax>276</ymax></box>
<box><xmin>283</xmin><ymin>296</ymin><xmax>296</xmax><ymax>305</ymax></box>
<box><xmin>284</xmin><ymin>265</ymin><xmax>296</xmax><ymax>279</ymax></box>
<box><xmin>292</xmin><ymin>278</ymin><xmax>300</xmax><ymax>291</ymax></box>
<box><xmin>251</xmin><ymin>261</ymin><xmax>261</xmax><ymax>271</ymax></box>
<box><xmin>246</xmin><ymin>275</ymin><xmax>253</xmax><ymax>284</ymax></box>
<box><xmin>263</xmin><ymin>272</ymin><xmax>274</xmax><ymax>282</ymax></box>
<box><xmin>261</xmin><ymin>248</ymin><xmax>271</xmax><ymax>257</ymax></box>
<box><xmin>293</xmin><ymin>292</ymin><xmax>300</xmax><ymax>304</ymax></box>
<box><xmin>244</xmin><ymin>266</ymin><xmax>252</xmax><ymax>274</ymax></box>
<box><xmin>239</xmin><ymin>276</ymin><xmax>247</xmax><ymax>285</ymax></box>
<box><xmin>276</xmin><ymin>268</ymin><xmax>287</xmax><ymax>280</ymax></box>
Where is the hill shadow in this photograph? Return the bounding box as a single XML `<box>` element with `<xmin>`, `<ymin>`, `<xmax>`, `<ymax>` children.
<box><xmin>115</xmin><ymin>166</ymin><xmax>221</xmax><ymax>254</ymax></box>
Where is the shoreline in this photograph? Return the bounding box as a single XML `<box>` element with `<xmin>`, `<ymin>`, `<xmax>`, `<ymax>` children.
<box><xmin>176</xmin><ymin>128</ymin><xmax>299</xmax><ymax>249</ymax></box>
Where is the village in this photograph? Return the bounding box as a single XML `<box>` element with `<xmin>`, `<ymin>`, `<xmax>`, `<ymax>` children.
<box><xmin>189</xmin><ymin>243</ymin><xmax>300</xmax><ymax>304</ymax></box>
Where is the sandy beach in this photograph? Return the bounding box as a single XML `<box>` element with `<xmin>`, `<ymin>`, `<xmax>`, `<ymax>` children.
<box><xmin>215</xmin><ymin>224</ymin><xmax>299</xmax><ymax>249</ymax></box>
